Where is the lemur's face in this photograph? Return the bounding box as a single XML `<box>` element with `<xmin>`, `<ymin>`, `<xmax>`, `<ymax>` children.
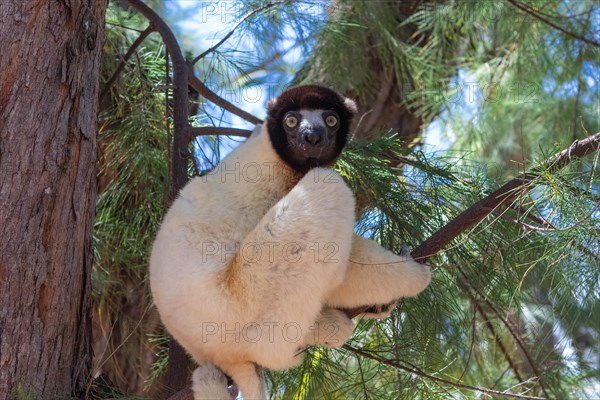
<box><xmin>280</xmin><ymin>109</ymin><xmax>341</xmax><ymax>168</ymax></box>
<box><xmin>267</xmin><ymin>85</ymin><xmax>357</xmax><ymax>174</ymax></box>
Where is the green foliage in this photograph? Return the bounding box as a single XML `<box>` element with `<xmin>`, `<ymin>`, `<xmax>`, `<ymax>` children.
<box><xmin>145</xmin><ymin>333</ymin><xmax>170</xmax><ymax>391</ymax></box>
<box><xmin>407</xmin><ymin>0</ymin><xmax>599</xmax><ymax>170</ymax></box>
<box><xmin>93</xmin><ymin>4</ymin><xmax>169</xmax><ymax>395</ymax></box>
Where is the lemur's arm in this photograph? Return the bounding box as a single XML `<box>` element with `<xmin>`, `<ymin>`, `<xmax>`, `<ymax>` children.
<box><xmin>325</xmin><ymin>234</ymin><xmax>431</xmax><ymax>314</ymax></box>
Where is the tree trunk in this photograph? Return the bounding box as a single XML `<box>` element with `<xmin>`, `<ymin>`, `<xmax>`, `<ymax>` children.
<box><xmin>0</xmin><ymin>1</ymin><xmax>107</xmax><ymax>398</ymax></box>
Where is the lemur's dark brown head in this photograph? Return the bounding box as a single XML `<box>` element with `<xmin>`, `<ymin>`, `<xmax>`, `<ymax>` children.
<box><xmin>266</xmin><ymin>85</ymin><xmax>357</xmax><ymax>174</ymax></box>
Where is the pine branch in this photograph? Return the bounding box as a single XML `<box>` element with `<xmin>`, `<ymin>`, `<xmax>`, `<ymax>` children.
<box><xmin>345</xmin><ymin>345</ymin><xmax>547</xmax><ymax>399</ymax></box>
<box><xmin>100</xmin><ymin>24</ymin><xmax>154</xmax><ymax>103</ymax></box>
<box><xmin>506</xmin><ymin>0</ymin><xmax>600</xmax><ymax>47</ymax></box>
<box><xmin>188</xmin><ymin>127</ymin><xmax>252</xmax><ymax>139</ymax></box>
<box><xmin>473</xmin><ymin>297</ymin><xmax>526</xmax><ymax>383</ymax></box>
<box><xmin>125</xmin><ymin>0</ymin><xmax>189</xmax><ymax>194</ymax></box>
<box><xmin>124</xmin><ymin>0</ymin><xmax>191</xmax><ymax>394</ymax></box>
<box><xmin>411</xmin><ymin>131</ymin><xmax>600</xmax><ymax>262</ymax></box>
<box><xmin>189</xmin><ymin>1</ymin><xmax>288</xmax><ymax>65</ymax></box>
<box><xmin>238</xmin><ymin>49</ymin><xmax>285</xmax><ymax>78</ymax></box>
<box><xmin>345</xmin><ymin>132</ymin><xmax>600</xmax><ymax>319</ymax></box>
<box><xmin>188</xmin><ymin>72</ymin><xmax>263</xmax><ymax>125</ymax></box>
<box><xmin>510</xmin><ymin>205</ymin><xmax>600</xmax><ymax>263</ymax></box>
<box><xmin>450</xmin><ymin>250</ymin><xmax>551</xmax><ymax>397</ymax></box>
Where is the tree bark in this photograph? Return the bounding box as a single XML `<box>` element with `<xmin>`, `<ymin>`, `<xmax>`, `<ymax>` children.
<box><xmin>0</xmin><ymin>1</ymin><xmax>107</xmax><ymax>398</ymax></box>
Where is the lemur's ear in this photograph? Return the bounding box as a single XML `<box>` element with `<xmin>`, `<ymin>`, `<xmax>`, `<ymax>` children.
<box><xmin>267</xmin><ymin>98</ymin><xmax>278</xmax><ymax>113</ymax></box>
<box><xmin>344</xmin><ymin>97</ymin><xmax>358</xmax><ymax>115</ymax></box>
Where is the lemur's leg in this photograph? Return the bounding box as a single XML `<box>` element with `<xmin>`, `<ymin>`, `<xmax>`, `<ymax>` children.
<box><xmin>192</xmin><ymin>364</ymin><xmax>235</xmax><ymax>400</ymax></box>
<box><xmin>220</xmin><ymin>362</ymin><xmax>266</xmax><ymax>400</ymax></box>
<box><xmin>224</xmin><ymin>168</ymin><xmax>355</xmax><ymax>306</ymax></box>
<box><xmin>325</xmin><ymin>234</ymin><xmax>431</xmax><ymax>318</ymax></box>
<box><xmin>223</xmin><ymin>168</ymin><xmax>356</xmax><ymax>366</ymax></box>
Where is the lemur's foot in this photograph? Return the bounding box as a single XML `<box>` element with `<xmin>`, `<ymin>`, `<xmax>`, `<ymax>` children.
<box><xmin>312</xmin><ymin>308</ymin><xmax>355</xmax><ymax>347</ymax></box>
<box><xmin>360</xmin><ymin>299</ymin><xmax>398</xmax><ymax>319</ymax></box>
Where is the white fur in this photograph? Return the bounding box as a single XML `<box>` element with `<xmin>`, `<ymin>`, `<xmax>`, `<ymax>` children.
<box><xmin>192</xmin><ymin>364</ymin><xmax>234</xmax><ymax>400</ymax></box>
<box><xmin>150</xmin><ymin>122</ymin><xmax>431</xmax><ymax>399</ymax></box>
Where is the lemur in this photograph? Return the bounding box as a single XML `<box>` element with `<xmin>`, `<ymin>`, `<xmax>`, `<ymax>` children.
<box><xmin>150</xmin><ymin>85</ymin><xmax>431</xmax><ymax>399</ymax></box>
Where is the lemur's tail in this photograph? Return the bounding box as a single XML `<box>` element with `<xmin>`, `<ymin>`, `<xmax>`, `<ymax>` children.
<box><xmin>192</xmin><ymin>362</ymin><xmax>266</xmax><ymax>400</ymax></box>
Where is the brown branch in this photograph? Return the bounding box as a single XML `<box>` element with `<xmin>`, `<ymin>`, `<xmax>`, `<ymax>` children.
<box><xmin>411</xmin><ymin>131</ymin><xmax>600</xmax><ymax>262</ymax></box>
<box><xmin>126</xmin><ymin>0</ymin><xmax>189</xmax><ymax>194</ymax></box>
<box><xmin>186</xmin><ymin>3</ymin><xmax>294</xmax><ymax>124</ymax></box>
<box><xmin>473</xmin><ymin>296</ymin><xmax>526</xmax><ymax>384</ymax></box>
<box><xmin>410</xmin><ymin>175</ymin><xmax>529</xmax><ymax>261</ymax></box>
<box><xmin>100</xmin><ymin>24</ymin><xmax>154</xmax><ymax>103</ymax></box>
<box><xmin>471</xmin><ymin>283</ymin><xmax>550</xmax><ymax>398</ymax></box>
<box><xmin>451</xmin><ymin>259</ymin><xmax>550</xmax><ymax>397</ymax></box>
<box><xmin>361</xmin><ymin>67</ymin><xmax>395</xmax><ymax>135</ymax></box>
<box><xmin>344</xmin><ymin>345</ymin><xmax>546</xmax><ymax>399</ymax></box>
<box><xmin>188</xmin><ymin>127</ymin><xmax>252</xmax><ymax>139</ymax></box>
<box><xmin>125</xmin><ymin>0</ymin><xmax>190</xmax><ymax>394</ymax></box>
<box><xmin>510</xmin><ymin>205</ymin><xmax>600</xmax><ymax>263</ymax></box>
<box><xmin>344</xmin><ymin>132</ymin><xmax>600</xmax><ymax>319</ymax></box>
<box><xmin>506</xmin><ymin>0</ymin><xmax>600</xmax><ymax>47</ymax></box>
<box><xmin>239</xmin><ymin>50</ymin><xmax>285</xmax><ymax>78</ymax></box>
<box><xmin>190</xmin><ymin>1</ymin><xmax>287</xmax><ymax>66</ymax></box>
<box><xmin>188</xmin><ymin>72</ymin><xmax>263</xmax><ymax>125</ymax></box>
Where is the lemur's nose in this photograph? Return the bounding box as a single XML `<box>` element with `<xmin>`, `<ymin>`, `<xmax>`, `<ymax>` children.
<box><xmin>302</xmin><ymin>125</ymin><xmax>326</xmax><ymax>146</ymax></box>
<box><xmin>305</xmin><ymin>131</ymin><xmax>322</xmax><ymax>145</ymax></box>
